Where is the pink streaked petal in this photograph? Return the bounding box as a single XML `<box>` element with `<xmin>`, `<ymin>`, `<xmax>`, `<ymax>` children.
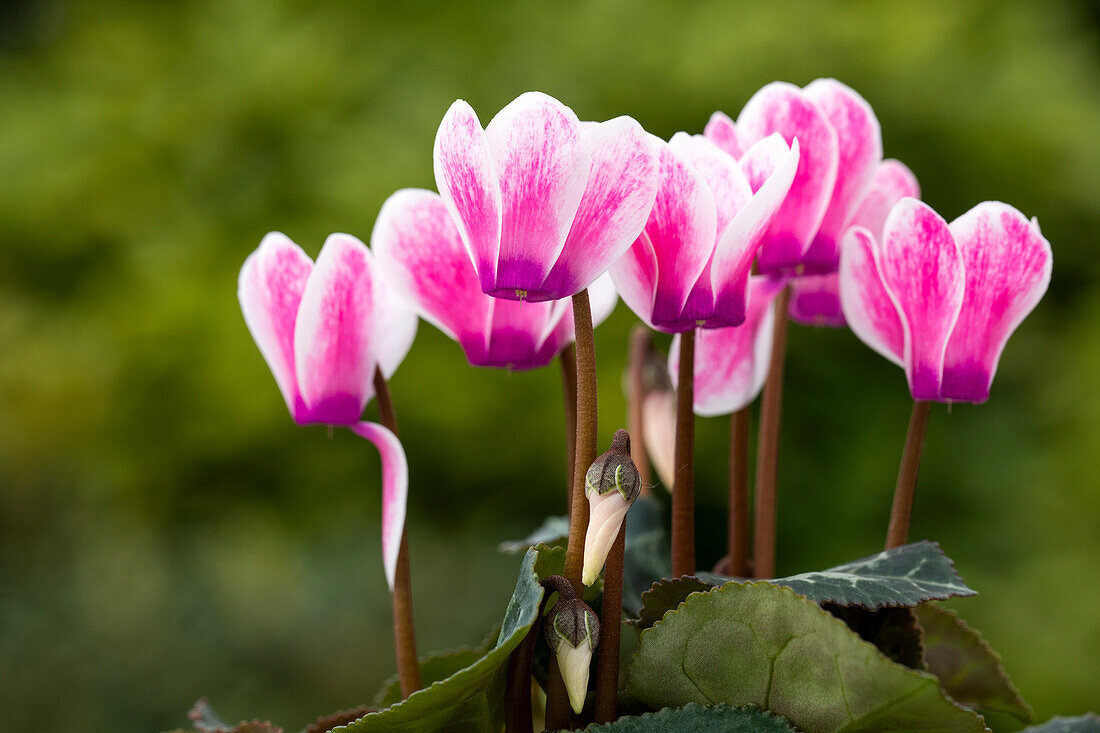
<box><xmin>736</xmin><ymin>82</ymin><xmax>839</xmax><ymax>275</ymax></box>
<box><xmin>609</xmin><ymin>229</ymin><xmax>660</xmax><ymax>328</ymax></box>
<box><xmin>703</xmin><ymin>111</ymin><xmax>743</xmax><ymax>159</ymax></box>
<box><xmin>646</xmin><ymin>141</ymin><xmax>719</xmax><ymax>332</ymax></box>
<box><xmin>839</xmin><ymin>227</ymin><xmax>905</xmax><ymax>367</ymax></box>
<box><xmin>372</xmin><ymin>189</ymin><xmax>491</xmax><ymax>359</ymax></box>
<box><xmin>788</xmin><ymin>273</ymin><xmax>846</xmax><ymax>328</ymax></box>
<box><xmin>941</xmin><ymin>203</ymin><xmax>1052</xmax><ymax>403</ymax></box>
<box><xmin>350</xmin><ymin>421</ymin><xmax>409</xmax><ymax>591</ymax></box>
<box><xmin>587</xmin><ymin>272</ymin><xmax>620</xmax><ymax>328</ymax></box>
<box><xmin>878</xmin><ymin>199</ymin><xmax>965</xmax><ymax>399</ymax></box>
<box><xmin>711</xmin><ymin>138</ymin><xmax>800</xmax><ymax>326</ymax></box>
<box><xmin>481</xmin><ymin>297</ymin><xmax>559</xmax><ymax>370</ymax></box>
<box><xmin>850</xmin><ymin>159</ymin><xmax>921</xmax><ymax>239</ymax></box>
<box><xmin>294</xmin><ymin>233</ymin><xmax>378</xmax><ymax>425</ymax></box>
<box><xmin>484</xmin><ymin>92</ymin><xmax>590</xmax><ymax>298</ymax></box>
<box><xmin>802</xmin><ymin>79</ymin><xmax>882</xmax><ymax>272</ymax></box>
<box><xmin>538</xmin><ymin>116</ymin><xmax>659</xmax><ymax>299</ymax></box>
<box><xmin>671</xmin><ymin>277</ymin><xmax>782</xmax><ymax>416</ymax></box>
<box><xmin>668</xmin><ymin>132</ymin><xmax>752</xmax><ymax>235</ymax></box>
<box><xmin>238</xmin><ymin>232</ymin><xmax>313</xmax><ymax>417</ymax></box>
<box><xmin>434</xmin><ymin>100</ymin><xmax>502</xmax><ymax>293</ymax></box>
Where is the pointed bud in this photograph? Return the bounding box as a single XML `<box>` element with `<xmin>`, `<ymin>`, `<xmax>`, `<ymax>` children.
<box><xmin>582</xmin><ymin>430</ymin><xmax>640</xmax><ymax>586</ymax></box>
<box><xmin>544</xmin><ymin>597</ymin><xmax>600</xmax><ymax>714</ymax></box>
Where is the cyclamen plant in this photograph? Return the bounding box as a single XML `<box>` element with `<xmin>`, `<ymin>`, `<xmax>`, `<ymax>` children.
<box><xmin>198</xmin><ymin>83</ymin><xmax>1094</xmax><ymax>733</ymax></box>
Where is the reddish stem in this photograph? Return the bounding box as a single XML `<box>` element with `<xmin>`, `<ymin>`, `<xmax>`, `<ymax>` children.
<box><xmin>728</xmin><ymin>407</ymin><xmax>751</xmax><ymax>577</ymax></box>
<box><xmin>753</xmin><ymin>285</ymin><xmax>790</xmax><ymax>579</ymax></box>
<box><xmin>628</xmin><ymin>327</ymin><xmax>652</xmax><ymax>492</ymax></box>
<box><xmin>593</xmin><ymin>524</ymin><xmax>625</xmax><ymax>722</ymax></box>
<box><xmin>671</xmin><ymin>329</ymin><xmax>696</xmax><ymax>577</ymax></box>
<box><xmin>885</xmin><ymin>400</ymin><xmax>932</xmax><ymax>549</ymax></box>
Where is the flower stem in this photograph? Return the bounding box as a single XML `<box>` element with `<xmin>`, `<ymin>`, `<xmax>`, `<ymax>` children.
<box><xmin>728</xmin><ymin>407</ymin><xmax>751</xmax><ymax>577</ymax></box>
<box><xmin>505</xmin><ymin>595</ymin><xmax>550</xmax><ymax>733</ymax></box>
<box><xmin>560</xmin><ymin>344</ymin><xmax>578</xmax><ymax>513</ymax></box>
<box><xmin>753</xmin><ymin>285</ymin><xmax>790</xmax><ymax>579</ymax></box>
<box><xmin>593</xmin><ymin>524</ymin><xmax>625</xmax><ymax>723</ymax></box>
<box><xmin>628</xmin><ymin>327</ymin><xmax>652</xmax><ymax>492</ymax></box>
<box><xmin>671</xmin><ymin>328</ymin><xmax>696</xmax><ymax>577</ymax></box>
<box><xmin>372</xmin><ymin>368</ymin><xmax>421</xmax><ymax>699</ymax></box>
<box><xmin>885</xmin><ymin>400</ymin><xmax>932</xmax><ymax>549</ymax></box>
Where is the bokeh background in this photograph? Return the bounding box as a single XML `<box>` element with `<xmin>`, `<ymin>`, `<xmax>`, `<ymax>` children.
<box><xmin>1</xmin><ymin>0</ymin><xmax>1098</xmax><ymax>730</ymax></box>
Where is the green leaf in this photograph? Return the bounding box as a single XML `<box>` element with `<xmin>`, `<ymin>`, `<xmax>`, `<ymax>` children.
<box><xmin>371</xmin><ymin>647</ymin><xmax>488</xmax><ymax>708</ymax></box>
<box><xmin>626</xmin><ymin>581</ymin><xmax>987</xmax><ymax>732</ymax></box>
<box><xmin>1021</xmin><ymin>716</ymin><xmax>1100</xmax><ymax>733</ymax></box>
<box><xmin>622</xmin><ymin>495</ymin><xmax>672</xmax><ymax>616</ymax></box>
<box><xmin>916</xmin><ymin>604</ymin><xmax>1032</xmax><ymax>728</ymax></box>
<box><xmin>337</xmin><ymin>546</ymin><xmax>549</xmax><ymax>733</ymax></box>
<box><xmin>499</xmin><ymin>516</ymin><xmax>569</xmax><ymax>554</ymax></box>
<box><xmin>634</xmin><ymin>576</ymin><xmax>712</xmax><ymax>630</ymax></box>
<box><xmin>825</xmin><ymin>605</ymin><xmax>925</xmax><ymax>670</ymax></box>
<box><xmin>574</xmin><ymin>703</ymin><xmax>798</xmax><ymax>732</ymax></box>
<box><xmin>695</xmin><ymin>541</ymin><xmax>975</xmax><ymax>608</ymax></box>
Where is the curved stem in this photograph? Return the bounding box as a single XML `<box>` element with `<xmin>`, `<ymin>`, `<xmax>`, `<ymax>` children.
<box><xmin>372</xmin><ymin>368</ymin><xmax>422</xmax><ymax>699</ymax></box>
<box><xmin>671</xmin><ymin>328</ymin><xmax>696</xmax><ymax>577</ymax></box>
<box><xmin>593</xmin><ymin>524</ymin><xmax>625</xmax><ymax>723</ymax></box>
<box><xmin>560</xmin><ymin>344</ymin><xmax>578</xmax><ymax>513</ymax></box>
<box><xmin>728</xmin><ymin>407</ymin><xmax>751</xmax><ymax>577</ymax></box>
<box><xmin>753</xmin><ymin>285</ymin><xmax>790</xmax><ymax>579</ymax></box>
<box><xmin>885</xmin><ymin>400</ymin><xmax>932</xmax><ymax>549</ymax></box>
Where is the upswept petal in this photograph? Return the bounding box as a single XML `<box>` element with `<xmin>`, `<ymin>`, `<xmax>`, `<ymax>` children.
<box><xmin>433</xmin><ymin>100</ymin><xmax>502</xmax><ymax>292</ymax></box>
<box><xmin>483</xmin><ymin>297</ymin><xmax>560</xmax><ymax>370</ymax></box>
<box><xmin>484</xmin><ymin>92</ymin><xmax>590</xmax><ymax>299</ymax></box>
<box><xmin>372</xmin><ymin>189</ymin><xmax>491</xmax><ymax>360</ymax></box>
<box><xmin>850</xmin><ymin>159</ymin><xmax>920</xmax><ymax>238</ymax></box>
<box><xmin>789</xmin><ymin>273</ymin><xmax>845</xmax><ymax>328</ymax></box>
<box><xmin>350</xmin><ymin>421</ymin><xmax>409</xmax><ymax>591</ymax></box>
<box><xmin>371</xmin><ymin>281</ymin><xmax>418</xmax><ymax>380</ymax></box>
<box><xmin>293</xmin><ymin>233</ymin><xmax>378</xmax><ymax>425</ymax></box>
<box><xmin>609</xmin><ymin>228</ymin><xmax>660</xmax><ymax>328</ymax></box>
<box><xmin>736</xmin><ymin>82</ymin><xmax>839</xmax><ymax>274</ymax></box>
<box><xmin>738</xmin><ymin>133</ymin><xmax>795</xmax><ymax>193</ymax></box>
<box><xmin>670</xmin><ymin>277</ymin><xmax>782</xmax><ymax>416</ymax></box>
<box><xmin>537</xmin><ymin>273</ymin><xmax>619</xmax><ymax>367</ymax></box>
<box><xmin>941</xmin><ymin>203</ymin><xmax>1052</xmax><ymax>402</ymax></box>
<box><xmin>839</xmin><ymin>227</ymin><xmax>905</xmax><ymax>366</ymax></box>
<box><xmin>668</xmin><ymin>132</ymin><xmax>752</xmax><ymax>235</ymax></box>
<box><xmin>587</xmin><ymin>272</ymin><xmax>620</xmax><ymax>328</ymax></box>
<box><xmin>703</xmin><ymin>111</ymin><xmax>743</xmax><ymax>159</ymax></box>
<box><xmin>538</xmin><ymin>117</ymin><xmax>659</xmax><ymax>299</ymax></box>
<box><xmin>802</xmin><ymin>79</ymin><xmax>882</xmax><ymax>272</ymax></box>
<box><xmin>877</xmin><ymin>199</ymin><xmax>965</xmax><ymax>399</ymax></box>
<box><xmin>238</xmin><ymin>232</ymin><xmax>313</xmax><ymax>417</ymax></box>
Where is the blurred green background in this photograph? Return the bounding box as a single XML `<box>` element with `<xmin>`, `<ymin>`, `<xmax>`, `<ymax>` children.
<box><xmin>1</xmin><ymin>0</ymin><xmax>1098</xmax><ymax>730</ymax></box>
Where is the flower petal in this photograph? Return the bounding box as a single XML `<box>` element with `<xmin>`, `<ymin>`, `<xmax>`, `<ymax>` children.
<box><xmin>350</xmin><ymin>421</ymin><xmax>409</xmax><ymax>591</ymax></box>
<box><xmin>642</xmin><ymin>389</ymin><xmax>676</xmax><ymax>490</ymax></box>
<box><xmin>941</xmin><ymin>203</ymin><xmax>1052</xmax><ymax>402</ymax></box>
<box><xmin>736</xmin><ymin>82</ymin><xmax>839</xmax><ymax>275</ymax></box>
<box><xmin>789</xmin><ymin>273</ymin><xmax>845</xmax><ymax>328</ymax></box>
<box><xmin>372</xmin><ymin>189</ymin><xmax>492</xmax><ymax>362</ymax></box>
<box><xmin>294</xmin><ymin>233</ymin><xmax>378</xmax><ymax>424</ymax></box>
<box><xmin>371</xmin><ymin>281</ymin><xmax>418</xmax><ymax>380</ymax></box>
<box><xmin>434</xmin><ymin>100</ymin><xmax>502</xmax><ymax>293</ymax></box>
<box><xmin>238</xmin><ymin>232</ymin><xmax>313</xmax><ymax>418</ymax></box>
<box><xmin>587</xmin><ymin>272</ymin><xmax>620</xmax><ymax>328</ymax></box>
<box><xmin>703</xmin><ymin>110</ymin><xmax>743</xmax><ymax>159</ymax></box>
<box><xmin>538</xmin><ymin>117</ymin><xmax>659</xmax><ymax>299</ymax></box>
<box><xmin>484</xmin><ymin>92</ymin><xmax>590</xmax><ymax>299</ymax></box>
<box><xmin>670</xmin><ymin>277</ymin><xmax>782</xmax><ymax>416</ymax></box>
<box><xmin>839</xmin><ymin>227</ymin><xmax>905</xmax><ymax>367</ymax></box>
<box><xmin>802</xmin><ymin>79</ymin><xmax>882</xmax><ymax>272</ymax></box>
<box><xmin>850</xmin><ymin>159</ymin><xmax>920</xmax><ymax>238</ymax></box>
<box><xmin>878</xmin><ymin>199</ymin><xmax>965</xmax><ymax>399</ymax></box>
<box><xmin>484</xmin><ymin>297</ymin><xmax>560</xmax><ymax>370</ymax></box>
<box><xmin>609</xmin><ymin>228</ymin><xmax>660</xmax><ymax>328</ymax></box>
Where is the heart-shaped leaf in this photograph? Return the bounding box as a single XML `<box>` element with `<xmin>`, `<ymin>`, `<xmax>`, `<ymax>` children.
<box><xmin>917</xmin><ymin>604</ymin><xmax>1032</xmax><ymax>729</ymax></box>
<box><xmin>499</xmin><ymin>516</ymin><xmax>569</xmax><ymax>554</ymax></box>
<box><xmin>1021</xmin><ymin>716</ymin><xmax>1100</xmax><ymax>732</ymax></box>
<box><xmin>572</xmin><ymin>703</ymin><xmax>798</xmax><ymax>731</ymax></box>
<box><xmin>824</xmin><ymin>604</ymin><xmax>924</xmax><ymax>670</ymax></box>
<box><xmin>627</xmin><ymin>582</ymin><xmax>987</xmax><ymax>732</ymax></box>
<box><xmin>371</xmin><ymin>647</ymin><xmax>488</xmax><ymax>708</ymax></box>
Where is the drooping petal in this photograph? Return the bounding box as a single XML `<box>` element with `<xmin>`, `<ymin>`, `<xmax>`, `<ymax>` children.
<box><xmin>483</xmin><ymin>92</ymin><xmax>590</xmax><ymax>299</ymax></box>
<box><xmin>710</xmin><ymin>138</ymin><xmax>800</xmax><ymax>326</ymax></box>
<box><xmin>238</xmin><ymin>232</ymin><xmax>313</xmax><ymax>417</ymax></box>
<box><xmin>609</xmin><ymin>229</ymin><xmax>660</xmax><ymax>328</ymax></box>
<box><xmin>850</xmin><ymin>159</ymin><xmax>920</xmax><ymax>238</ymax></box>
<box><xmin>736</xmin><ymin>82</ymin><xmax>840</xmax><ymax>275</ymax></box>
<box><xmin>538</xmin><ymin>117</ymin><xmax>659</xmax><ymax>299</ymax></box>
<box><xmin>703</xmin><ymin>110</ymin><xmax>743</xmax><ymax>159</ymax></box>
<box><xmin>877</xmin><ymin>199</ymin><xmax>965</xmax><ymax>399</ymax></box>
<box><xmin>433</xmin><ymin>100</ymin><xmax>502</xmax><ymax>293</ymax></box>
<box><xmin>839</xmin><ymin>227</ymin><xmax>905</xmax><ymax>366</ymax></box>
<box><xmin>788</xmin><ymin>273</ymin><xmax>845</xmax><ymax>328</ymax></box>
<box><xmin>670</xmin><ymin>277</ymin><xmax>782</xmax><ymax>416</ymax></box>
<box><xmin>483</xmin><ymin>296</ymin><xmax>560</xmax><ymax>370</ymax></box>
<box><xmin>941</xmin><ymin>203</ymin><xmax>1052</xmax><ymax>402</ymax></box>
<box><xmin>372</xmin><ymin>189</ymin><xmax>492</xmax><ymax>363</ymax></box>
<box><xmin>802</xmin><ymin>79</ymin><xmax>882</xmax><ymax>272</ymax></box>
<box><xmin>350</xmin><ymin>421</ymin><xmax>409</xmax><ymax>591</ymax></box>
<box><xmin>293</xmin><ymin>233</ymin><xmax>378</xmax><ymax>425</ymax></box>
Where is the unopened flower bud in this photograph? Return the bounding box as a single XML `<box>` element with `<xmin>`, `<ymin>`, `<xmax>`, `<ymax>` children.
<box><xmin>544</xmin><ymin>596</ymin><xmax>600</xmax><ymax>714</ymax></box>
<box><xmin>582</xmin><ymin>429</ymin><xmax>640</xmax><ymax>586</ymax></box>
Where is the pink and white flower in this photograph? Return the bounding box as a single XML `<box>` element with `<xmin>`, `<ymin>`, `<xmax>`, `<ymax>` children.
<box><xmin>433</xmin><ymin>92</ymin><xmax>659</xmax><ymax>302</ymax></box>
<box><xmin>373</xmin><ymin>189</ymin><xmax>617</xmax><ymax>371</ymax></box>
<box><xmin>839</xmin><ymin>199</ymin><xmax>1052</xmax><ymax>403</ymax></box>
<box><xmin>238</xmin><ymin>232</ymin><xmax>417</xmax><ymax>588</ymax></box>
